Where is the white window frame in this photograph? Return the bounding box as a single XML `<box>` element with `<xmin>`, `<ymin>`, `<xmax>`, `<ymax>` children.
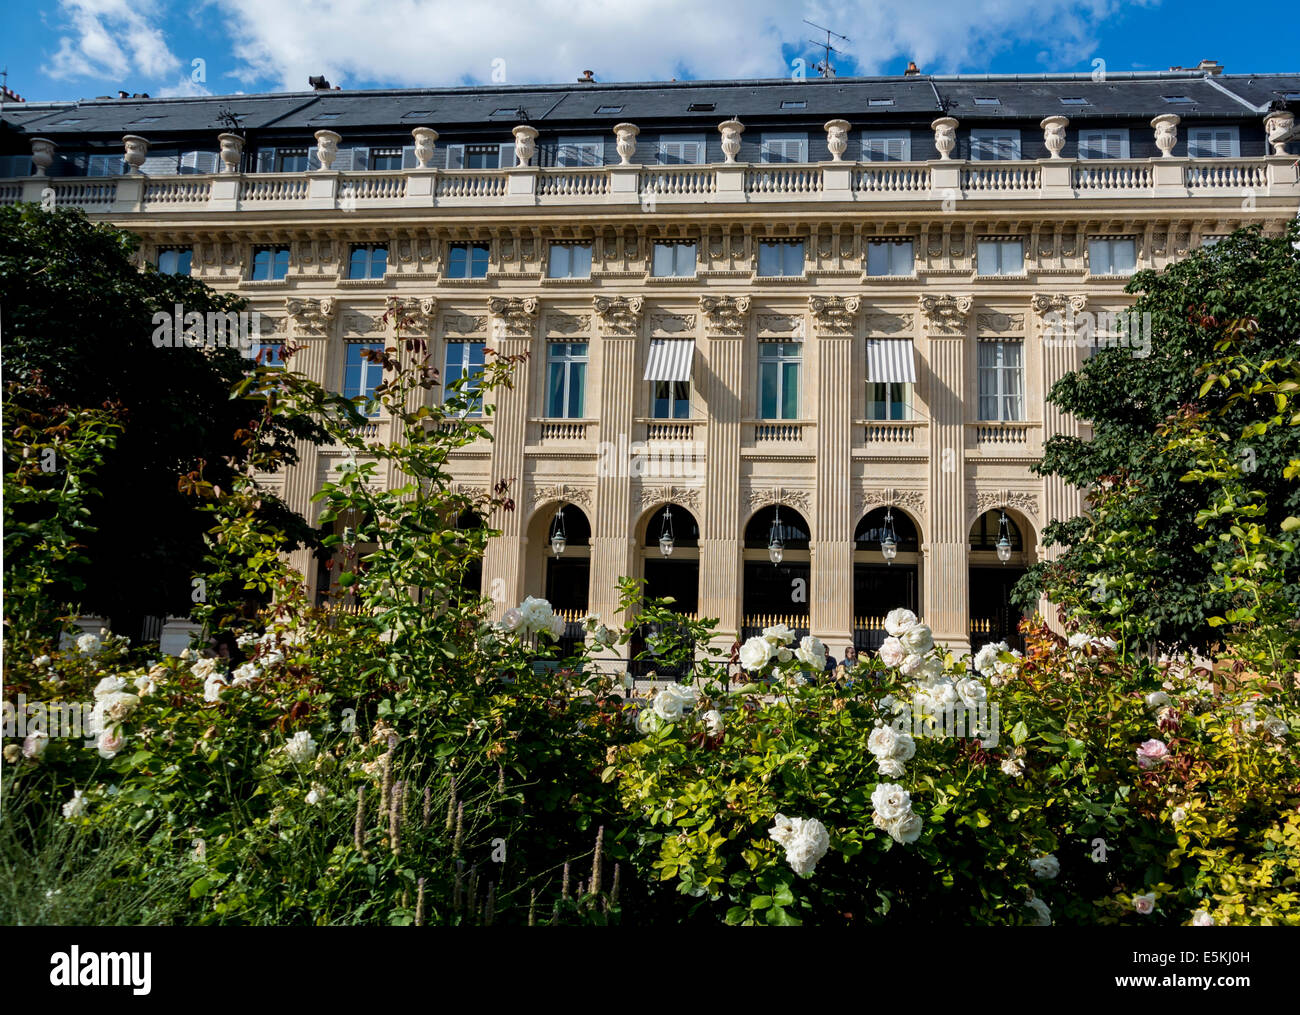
<box><xmin>976</xmin><ymin>238</ymin><xmax>1025</xmax><ymax>276</ymax></box>
<box><xmin>650</xmin><ymin>379</ymin><xmax>691</xmax><ymax>420</ymax></box>
<box><xmin>547</xmin><ymin>242</ymin><xmax>592</xmax><ymax>279</ymax></box>
<box><xmin>656</xmin><ymin>134</ymin><xmax>706</xmax><ymax>165</ymax></box>
<box><xmin>1187</xmin><ymin>126</ymin><xmax>1240</xmax><ymax>158</ymax></box>
<box><xmin>444</xmin><ymin>340</ymin><xmax>486</xmax><ymax>416</ymax></box>
<box><xmin>344</xmin><ymin>341</ymin><xmax>385</xmax><ymax>416</ymax></box>
<box><xmin>348</xmin><ymin>244</ymin><xmax>388</xmax><ymax>280</ymax></box>
<box><xmin>1077</xmin><ymin>129</ymin><xmax>1130</xmax><ymax>160</ymax></box>
<box><xmin>250</xmin><ymin>245</ymin><xmax>291</xmax><ymax>281</ymax></box>
<box><xmin>444</xmin><ymin>143</ymin><xmax>515</xmax><ymax>170</ymax></box>
<box><xmin>1087</xmin><ymin>236</ymin><xmax>1138</xmax><ymax>275</ymax></box>
<box><xmin>866</xmin><ymin>239</ymin><xmax>915</xmax><ymax>277</ymax></box>
<box><xmin>970</xmin><ymin>129</ymin><xmax>1022</xmax><ymax>161</ymax></box>
<box><xmin>977</xmin><ymin>340</ymin><xmax>1025</xmax><ymax>422</ymax></box>
<box><xmin>760</xmin><ymin>132</ymin><xmax>808</xmax><ymax>164</ymax></box>
<box><xmin>157</xmin><ymin>247</ymin><xmax>192</xmax><ymax>275</ymax></box>
<box><xmin>758</xmin><ymin>341</ymin><xmax>802</xmax><ymax>420</ymax></box>
<box><xmin>866</xmin><ymin>381</ymin><xmax>913</xmax><ymax>421</ymax></box>
<box><xmin>545</xmin><ymin>342</ymin><xmax>588</xmax><ymax>418</ymax></box>
<box><xmin>446</xmin><ymin>241</ymin><xmax>490</xmax><ymax>279</ymax></box>
<box><xmin>651</xmin><ymin>241</ymin><xmax>697</xmax><ymax>277</ymax></box>
<box><xmin>756</xmin><ymin>239</ymin><xmax>805</xmax><ymax>278</ymax></box>
<box><xmin>861</xmin><ymin>131</ymin><xmax>911</xmax><ymax>162</ymax></box>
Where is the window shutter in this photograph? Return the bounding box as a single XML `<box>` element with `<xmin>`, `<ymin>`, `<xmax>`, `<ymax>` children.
<box><xmin>401</xmin><ymin>146</ymin><xmax>418</xmax><ymax>169</ymax></box>
<box><xmin>256</xmin><ymin>148</ymin><xmax>275</xmax><ymax>173</ymax></box>
<box><xmin>307</xmin><ymin>148</ymin><xmax>322</xmax><ymax>171</ymax></box>
<box><xmin>863</xmin><ymin>133</ymin><xmax>910</xmax><ymax>162</ymax></box>
<box><xmin>1079</xmin><ymin>130</ymin><xmax>1127</xmax><ymax>159</ymax></box>
<box><xmin>181</xmin><ymin>150</ymin><xmax>220</xmax><ymax>174</ymax></box>
<box><xmin>1190</xmin><ymin>127</ymin><xmax>1238</xmax><ymax>158</ymax></box>
<box><xmin>0</xmin><ymin>154</ymin><xmax>31</xmax><ymax>176</ymax></box>
<box><xmin>351</xmin><ymin>146</ymin><xmax>369</xmax><ymax>171</ymax></box>
<box><xmin>445</xmin><ymin>144</ymin><xmax>465</xmax><ymax>169</ymax></box>
<box><xmin>140</xmin><ymin>150</ymin><xmax>179</xmax><ymax>175</ymax></box>
<box><xmin>680</xmin><ymin>139</ymin><xmax>704</xmax><ymax>164</ymax></box>
<box><xmin>87</xmin><ymin>154</ymin><xmax>122</xmax><ymax>177</ymax></box>
<box><xmin>972</xmin><ymin>131</ymin><xmax>1020</xmax><ymax>160</ymax></box>
<box><xmin>659</xmin><ymin>140</ymin><xmax>685</xmax><ymax>164</ymax></box>
<box><xmin>498</xmin><ymin>142</ymin><xmax>516</xmax><ymax>167</ymax></box>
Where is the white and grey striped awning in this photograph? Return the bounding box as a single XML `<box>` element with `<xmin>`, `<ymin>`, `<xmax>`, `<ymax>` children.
<box><xmin>643</xmin><ymin>339</ymin><xmax>695</xmax><ymax>382</ymax></box>
<box><xmin>866</xmin><ymin>339</ymin><xmax>917</xmax><ymax>384</ymax></box>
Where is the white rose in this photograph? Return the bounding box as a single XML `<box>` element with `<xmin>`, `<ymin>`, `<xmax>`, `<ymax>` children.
<box><xmin>262</xmin><ymin>649</ymin><xmax>285</xmax><ymax>668</ymax></box>
<box><xmin>1171</xmin><ymin>807</ymin><xmax>1187</xmax><ymax>824</ymax></box>
<box><xmin>703</xmin><ymin>710</ymin><xmax>724</xmax><ymax>737</ymax></box>
<box><xmin>928</xmin><ymin>681</ymin><xmax>960</xmax><ymax>710</ymax></box>
<box><xmin>285</xmin><ymin>730</ymin><xmax>318</xmax><ymax>764</ymax></box>
<box><xmin>305</xmin><ymin>784</ymin><xmax>326</xmax><ymax>806</ymax></box>
<box><xmin>76</xmin><ymin>633</ymin><xmax>102</xmax><ymax>657</ymax></box>
<box><xmin>794</xmin><ymin>636</ymin><xmax>827</xmax><ymax>668</ymax></box>
<box><xmin>1026</xmin><ymin>896</ymin><xmax>1052</xmax><ymax>926</ymax></box>
<box><xmin>93</xmin><ymin>675</ymin><xmax>128</xmax><ymax>699</ymax></box>
<box><xmin>96</xmin><ymin>726</ymin><xmax>126</xmax><ymax>759</ymax></box>
<box><xmin>738</xmin><ymin>636</ymin><xmax>774</xmax><ymax>673</ymax></box>
<box><xmin>762</xmin><ymin>624</ymin><xmax>796</xmax><ymax>646</ymax></box>
<box><xmin>973</xmin><ymin>641</ymin><xmax>1009</xmax><ymax>676</ymax></box>
<box><xmin>899</xmin><ymin>653</ymin><xmax>925</xmax><ymax>677</ymax></box>
<box><xmin>1262</xmin><ymin>717</ymin><xmax>1289</xmax><ymax>738</ymax></box>
<box><xmin>203</xmin><ymin>674</ymin><xmax>227</xmax><ymax>702</ymax></box>
<box><xmin>1029</xmin><ymin>854</ymin><xmax>1060</xmax><ymax>880</ymax></box>
<box><xmin>22</xmin><ymin>732</ymin><xmax>50</xmax><ymax>759</ymax></box>
<box><xmin>635</xmin><ymin>707</ymin><xmax>661</xmax><ymax>734</ymax></box>
<box><xmin>190</xmin><ymin>657</ymin><xmax>220</xmax><ymax>681</ymax></box>
<box><xmin>100</xmin><ymin>691</ymin><xmax>140</xmax><ymax>724</ymax></box>
<box><xmin>878</xmin><ymin>637</ymin><xmax>906</xmax><ymax>668</ymax></box>
<box><xmin>62</xmin><ymin>790</ymin><xmax>88</xmax><ymax>820</ymax></box>
<box><xmin>956</xmin><ymin>678</ymin><xmax>987</xmax><ymax>709</ymax></box>
<box><xmin>546</xmin><ymin>614</ymin><xmax>566</xmax><ymax>640</ymax></box>
<box><xmin>877</xmin><ymin>757</ymin><xmax>907</xmax><ymax>778</ymax></box>
<box><xmin>1000</xmin><ymin>758</ymin><xmax>1025</xmax><ymax>778</ymax></box>
<box><xmin>898</xmin><ymin>623</ymin><xmax>934</xmax><ymax>655</ymax></box>
<box><xmin>868</xmin><ymin>725</ymin><xmax>901</xmax><ymax>758</ymax></box>
<box><xmin>1145</xmin><ymin>691</ymin><xmax>1171</xmax><ymax>710</ymax></box>
<box><xmin>769</xmin><ymin>815</ymin><xmax>830</xmax><ymax>877</ymax></box>
<box><xmin>653</xmin><ymin>684</ymin><xmax>697</xmax><ymax>722</ymax></box>
<box><xmin>884</xmin><ymin>608</ymin><xmax>918</xmax><ymax>638</ymax></box>
<box><xmin>871</xmin><ymin>783</ymin><xmax>911</xmax><ymax>823</ymax></box>
<box><xmin>887</xmin><ymin>811</ymin><xmax>923</xmax><ymax>844</ymax></box>
<box><xmin>231</xmin><ymin>662</ymin><xmax>261</xmax><ymax>686</ymax></box>
<box><xmin>1191</xmin><ymin>911</ymin><xmax>1214</xmax><ymax>927</ymax></box>
<box><xmin>1133</xmin><ymin>893</ymin><xmax>1156</xmax><ymax>915</ymax></box>
<box><xmin>1067</xmin><ymin>632</ymin><xmax>1090</xmax><ymax>650</ymax></box>
<box><xmin>501</xmin><ymin>608</ymin><xmax>523</xmax><ymax>633</ymax></box>
<box><xmin>33</xmin><ymin>655</ymin><xmax>52</xmax><ymax>668</ymax></box>
<box><xmin>593</xmin><ymin>624</ymin><xmax>614</xmax><ymax>648</ymax></box>
<box><xmin>917</xmin><ymin>657</ymin><xmax>945</xmax><ymax>684</ymax></box>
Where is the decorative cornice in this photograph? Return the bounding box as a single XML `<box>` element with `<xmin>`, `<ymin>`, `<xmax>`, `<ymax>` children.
<box><xmin>699</xmin><ymin>295</ymin><xmax>752</xmax><ymax>336</ymax></box>
<box><xmin>443</xmin><ymin>314</ymin><xmax>487</xmax><ymax>335</ymax></box>
<box><xmin>638</xmin><ymin>484</ymin><xmax>702</xmax><ymax>512</ymax></box>
<box><xmin>396</xmin><ymin>296</ymin><xmax>439</xmax><ymax>330</ymax></box>
<box><xmin>808</xmin><ymin>295</ymin><xmax>861</xmax><ymax>335</ymax></box>
<box><xmin>859</xmin><ymin>486</ymin><xmax>927</xmax><ymax>521</ymax></box>
<box><xmin>546</xmin><ymin>312</ymin><xmax>591</xmax><ymax>335</ymax></box>
<box><xmin>976</xmin><ymin>311</ymin><xmax>1025</xmax><ymax>334</ymax></box>
<box><xmin>746</xmin><ymin>486</ymin><xmax>811</xmax><ymax>513</ymax></box>
<box><xmin>1029</xmin><ymin>293</ymin><xmax>1088</xmax><ymax>317</ymax></box>
<box><xmin>918</xmin><ymin>294</ymin><xmax>973</xmax><ymax>334</ymax></box>
<box><xmin>285</xmin><ymin>297</ymin><xmax>337</xmax><ymax>334</ymax></box>
<box><xmin>757</xmin><ymin>313</ymin><xmax>800</xmax><ymax>335</ymax></box>
<box><xmin>530</xmin><ymin>483</ymin><xmax>592</xmax><ymax>511</ymax></box>
<box><xmin>488</xmin><ymin>296</ymin><xmax>539</xmax><ymax>337</ymax></box>
<box><xmin>974</xmin><ymin>488</ymin><xmax>1040</xmax><ymax>525</ymax></box>
<box><xmin>593</xmin><ymin>295</ymin><xmax>645</xmax><ymax>335</ymax></box>
<box><xmin>863</xmin><ymin>312</ymin><xmax>914</xmax><ymax>335</ymax></box>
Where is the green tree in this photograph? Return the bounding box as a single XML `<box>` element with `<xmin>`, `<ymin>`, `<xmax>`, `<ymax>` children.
<box><xmin>0</xmin><ymin>204</ymin><xmax>323</xmax><ymax>637</ymax></box>
<box><xmin>1016</xmin><ymin>223</ymin><xmax>1300</xmax><ymax>652</ymax></box>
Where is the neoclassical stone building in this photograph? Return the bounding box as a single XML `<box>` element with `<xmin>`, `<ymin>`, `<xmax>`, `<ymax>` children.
<box><xmin>4</xmin><ymin>68</ymin><xmax>1298</xmax><ymax>657</ymax></box>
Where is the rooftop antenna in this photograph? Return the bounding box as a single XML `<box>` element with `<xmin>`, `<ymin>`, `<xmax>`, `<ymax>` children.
<box><xmin>804</xmin><ymin>19</ymin><xmax>849</xmax><ymax>79</ymax></box>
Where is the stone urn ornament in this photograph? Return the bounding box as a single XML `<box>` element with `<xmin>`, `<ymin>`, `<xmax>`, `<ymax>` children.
<box><xmin>1151</xmin><ymin>114</ymin><xmax>1180</xmax><ymax>158</ymax></box>
<box><xmin>1040</xmin><ymin>115</ymin><xmax>1068</xmax><ymax>159</ymax></box>
<box><xmin>29</xmin><ymin>138</ymin><xmax>56</xmax><ymax>176</ymax></box>
<box><xmin>410</xmin><ymin>127</ymin><xmax>439</xmax><ymax>168</ymax></box>
<box><xmin>512</xmin><ymin>125</ymin><xmax>539</xmax><ymax>166</ymax></box>
<box><xmin>718</xmin><ymin>119</ymin><xmax>745</xmax><ymax>163</ymax></box>
<box><xmin>824</xmin><ymin>119</ymin><xmax>850</xmax><ymax>162</ymax></box>
<box><xmin>931</xmin><ymin>117</ymin><xmax>959</xmax><ymax>160</ymax></box>
<box><xmin>1264</xmin><ymin>110</ymin><xmax>1295</xmax><ymax>155</ymax></box>
<box><xmin>314</xmin><ymin>129</ymin><xmax>342</xmax><ymax>171</ymax></box>
<box><xmin>613</xmin><ymin>122</ymin><xmax>639</xmax><ymax>165</ymax></box>
<box><xmin>218</xmin><ymin>132</ymin><xmax>245</xmax><ymax>173</ymax></box>
<box><xmin>122</xmin><ymin>134</ymin><xmax>150</xmax><ymax>173</ymax></box>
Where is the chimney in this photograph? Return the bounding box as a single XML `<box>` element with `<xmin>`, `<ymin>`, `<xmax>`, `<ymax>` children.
<box><xmin>577</xmin><ymin>70</ymin><xmax>596</xmax><ymax>83</ymax></box>
<box><xmin>904</xmin><ymin>61</ymin><xmax>921</xmax><ymax>76</ymax></box>
<box><xmin>1198</xmin><ymin>59</ymin><xmax>1223</xmax><ymax>75</ymax></box>
<box><xmin>308</xmin><ymin>75</ymin><xmax>332</xmax><ymax>90</ymax></box>
<box><xmin>118</xmin><ymin>90</ymin><xmax>129</xmax><ymax>98</ymax></box>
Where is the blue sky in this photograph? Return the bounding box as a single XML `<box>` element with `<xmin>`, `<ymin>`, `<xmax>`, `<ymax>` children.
<box><xmin>1</xmin><ymin>0</ymin><xmax>1296</xmax><ymax>104</ymax></box>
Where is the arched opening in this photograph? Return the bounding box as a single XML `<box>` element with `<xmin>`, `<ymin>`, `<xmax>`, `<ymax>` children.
<box><xmin>532</xmin><ymin>502</ymin><xmax>590</xmax><ymax>655</ymax></box>
<box><xmin>313</xmin><ymin>508</ymin><xmax>377</xmax><ymax>612</ymax></box>
<box><xmin>741</xmin><ymin>504</ymin><xmax>811</xmax><ymax>640</ymax></box>
<box><xmin>968</xmin><ymin>508</ymin><xmax>1032</xmax><ymax>651</ymax></box>
<box><xmin>452</xmin><ymin>509</ymin><xmax>486</xmax><ymax>605</ymax></box>
<box><xmin>631</xmin><ymin>503</ymin><xmax>700</xmax><ymax>678</ymax></box>
<box><xmin>853</xmin><ymin>506</ymin><xmax>921</xmax><ymax>652</ymax></box>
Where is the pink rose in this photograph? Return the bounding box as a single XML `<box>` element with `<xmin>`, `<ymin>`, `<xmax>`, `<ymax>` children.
<box><xmin>501</xmin><ymin>608</ymin><xmax>523</xmax><ymax>633</ymax></box>
<box><xmin>1136</xmin><ymin>739</ymin><xmax>1169</xmax><ymax>769</ymax></box>
<box><xmin>1134</xmin><ymin>892</ymin><xmax>1156</xmax><ymax>915</ymax></box>
<box><xmin>878</xmin><ymin>637</ymin><xmax>905</xmax><ymax>668</ymax></box>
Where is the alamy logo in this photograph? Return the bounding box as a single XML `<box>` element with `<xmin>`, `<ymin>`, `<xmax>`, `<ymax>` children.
<box><xmin>596</xmin><ymin>432</ymin><xmax>703</xmax><ymax>479</ymax></box>
<box><xmin>49</xmin><ymin>947</ymin><xmax>151</xmax><ymax>995</ymax></box>
<box><xmin>151</xmin><ymin>304</ymin><xmax>262</xmax><ymax>349</ymax></box>
<box><xmin>1041</xmin><ymin>309</ymin><xmax>1152</xmax><ymax>358</ymax></box>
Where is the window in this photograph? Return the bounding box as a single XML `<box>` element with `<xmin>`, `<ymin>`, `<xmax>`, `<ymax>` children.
<box><xmin>1201</xmin><ymin>234</ymin><xmax>1229</xmax><ymax>248</ymax></box>
<box><xmin>310</xmin><ymin>113</ymin><xmax>340</xmax><ymax>122</ymax></box>
<box><xmin>978</xmin><ymin>340</ymin><xmax>1024</xmax><ymax>421</ymax></box>
<box><xmin>652</xmin><ymin>380</ymin><xmax>690</xmax><ymax>419</ymax></box>
<box><xmin>250</xmin><ymin>246</ymin><xmax>290</xmax><ymax>281</ymax></box>
<box><xmin>445</xmin><ymin>341</ymin><xmax>486</xmax><ymax>415</ymax></box>
<box><xmin>862</xmin><ymin>131</ymin><xmax>911</xmax><ymax>162</ymax></box>
<box><xmin>491</xmin><ymin>107</ymin><xmax>520</xmax><ymax>116</ymax></box>
<box><xmin>402</xmin><ymin>110</ymin><xmax>434</xmax><ymax>119</ymax></box>
<box><xmin>869</xmin><ymin>97</ymin><xmax>894</xmax><ymax>106</ymax></box>
<box><xmin>369</xmin><ymin>147</ymin><xmax>403</xmax><ymax>171</ymax></box>
<box><xmin>547</xmin><ymin>242</ymin><xmax>592</xmax><ymax>279</ymax></box>
<box><xmin>759</xmin><ymin>342</ymin><xmax>801</xmax><ymax>419</ymax></box>
<box><xmin>687</xmin><ymin>102</ymin><xmax>715</xmax><ymax>112</ymax></box>
<box><xmin>556</xmin><ymin>136</ymin><xmax>603</xmax><ymax>167</ymax></box>
<box><xmin>446</xmin><ymin>143</ymin><xmax>513</xmax><ymax>170</ymax></box>
<box><xmin>1060</xmin><ymin>97</ymin><xmax>1090</xmax><ymax>106</ymax></box>
<box><xmin>275</xmin><ymin>148</ymin><xmax>309</xmax><ymax>172</ymax></box>
<box><xmin>970</xmin><ymin>129</ymin><xmax>1021</xmax><ymax>160</ymax></box>
<box><xmin>1188</xmin><ymin>126</ymin><xmax>1240</xmax><ymax>158</ymax></box>
<box><xmin>1078</xmin><ymin>128</ymin><xmax>1130</xmax><ymax>159</ymax></box>
<box><xmin>976</xmin><ymin>239</ymin><xmax>1024</xmax><ymax>276</ymax></box>
<box><xmin>867</xmin><ymin>382</ymin><xmax>912</xmax><ymax>421</ymax></box>
<box><xmin>157</xmin><ymin>247</ymin><xmax>192</xmax><ymax>275</ymax></box>
<box><xmin>866</xmin><ymin>240</ymin><xmax>914</xmax><ymax>277</ymax></box>
<box><xmin>760</xmin><ymin>133</ymin><xmax>808</xmax><ymax>163</ymax></box>
<box><xmin>128</xmin><ymin>116</ymin><xmax>163</xmax><ymax>125</ymax></box>
<box><xmin>348</xmin><ymin>245</ymin><xmax>388</xmax><ymax>279</ymax></box>
<box><xmin>50</xmin><ymin>118</ymin><xmax>85</xmax><ymax>126</ymax></box>
<box><xmin>656</xmin><ymin>135</ymin><xmax>706</xmax><ymax>165</ymax></box>
<box><xmin>973</xmin><ymin>97</ymin><xmax>1001</xmax><ymax>106</ymax></box>
<box><xmin>1162</xmin><ymin>95</ymin><xmax>1193</xmax><ymax>104</ymax></box>
<box><xmin>446</xmin><ymin>242</ymin><xmax>490</xmax><ymax>279</ymax></box>
<box><xmin>651</xmin><ymin>242</ymin><xmax>697</xmax><ymax>277</ymax></box>
<box><xmin>757</xmin><ymin>240</ymin><xmax>805</xmax><ymax>277</ymax></box>
<box><xmin>344</xmin><ymin>343</ymin><xmax>384</xmax><ymax>414</ymax></box>
<box><xmin>781</xmin><ymin>100</ymin><xmax>806</xmax><ymax>109</ymax></box>
<box><xmin>250</xmin><ymin>342</ymin><xmax>287</xmax><ymax>368</ymax></box>
<box><xmin>595</xmin><ymin>105</ymin><xmax>623</xmax><ymax>114</ymax></box>
<box><xmin>1088</xmin><ymin>237</ymin><xmax>1137</xmax><ymax>275</ymax></box>
<box><xmin>546</xmin><ymin>342</ymin><xmax>588</xmax><ymax>418</ymax></box>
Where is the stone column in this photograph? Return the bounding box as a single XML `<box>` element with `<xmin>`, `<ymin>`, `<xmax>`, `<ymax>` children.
<box><xmin>919</xmin><ymin>294</ymin><xmax>973</xmax><ymax>654</ymax></box>
<box><xmin>809</xmin><ymin>297</ymin><xmax>858</xmax><ymax>643</ymax></box>
<box><xmin>483</xmin><ymin>297</ymin><xmax>537</xmax><ymax>618</ymax></box>
<box><xmin>697</xmin><ymin>296</ymin><xmax>750</xmax><ymax>650</ymax></box>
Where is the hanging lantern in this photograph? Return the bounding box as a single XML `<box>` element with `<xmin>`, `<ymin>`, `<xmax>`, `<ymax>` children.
<box><xmin>658</xmin><ymin>504</ymin><xmax>675</xmax><ymax>556</ymax></box>
<box><xmin>768</xmin><ymin>505</ymin><xmax>784</xmax><ymax>565</ymax></box>
<box><xmin>550</xmin><ymin>507</ymin><xmax>567</xmax><ymax>556</ymax></box>
<box><xmin>881</xmin><ymin>507</ymin><xmax>898</xmax><ymax>563</ymax></box>
<box><xmin>996</xmin><ymin>510</ymin><xmax>1012</xmax><ymax>563</ymax></box>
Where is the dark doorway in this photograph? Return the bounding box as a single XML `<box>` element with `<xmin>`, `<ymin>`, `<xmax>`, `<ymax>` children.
<box><xmin>644</xmin><ymin>559</ymin><xmax>699</xmax><ymax>614</ymax></box>
<box><xmin>853</xmin><ymin>564</ymin><xmax>918</xmax><ymax>652</ymax></box>
<box><xmin>545</xmin><ymin>557</ymin><xmax>590</xmax><ymax>612</ymax></box>
<box><xmin>969</xmin><ymin>566</ymin><xmax>1027</xmax><ymax>650</ymax></box>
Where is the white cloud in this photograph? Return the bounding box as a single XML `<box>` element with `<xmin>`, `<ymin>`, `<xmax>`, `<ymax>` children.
<box><xmin>48</xmin><ymin>0</ymin><xmax>181</xmax><ymax>81</ymax></box>
<box><xmin>157</xmin><ymin>77</ymin><xmax>213</xmax><ymax>98</ymax></box>
<box><xmin>213</xmin><ymin>0</ymin><xmax>1157</xmax><ymax>92</ymax></box>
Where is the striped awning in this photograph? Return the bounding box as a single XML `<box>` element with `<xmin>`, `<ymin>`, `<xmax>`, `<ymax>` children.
<box><xmin>867</xmin><ymin>339</ymin><xmax>916</xmax><ymax>384</ymax></box>
<box><xmin>644</xmin><ymin>339</ymin><xmax>695</xmax><ymax>382</ymax></box>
